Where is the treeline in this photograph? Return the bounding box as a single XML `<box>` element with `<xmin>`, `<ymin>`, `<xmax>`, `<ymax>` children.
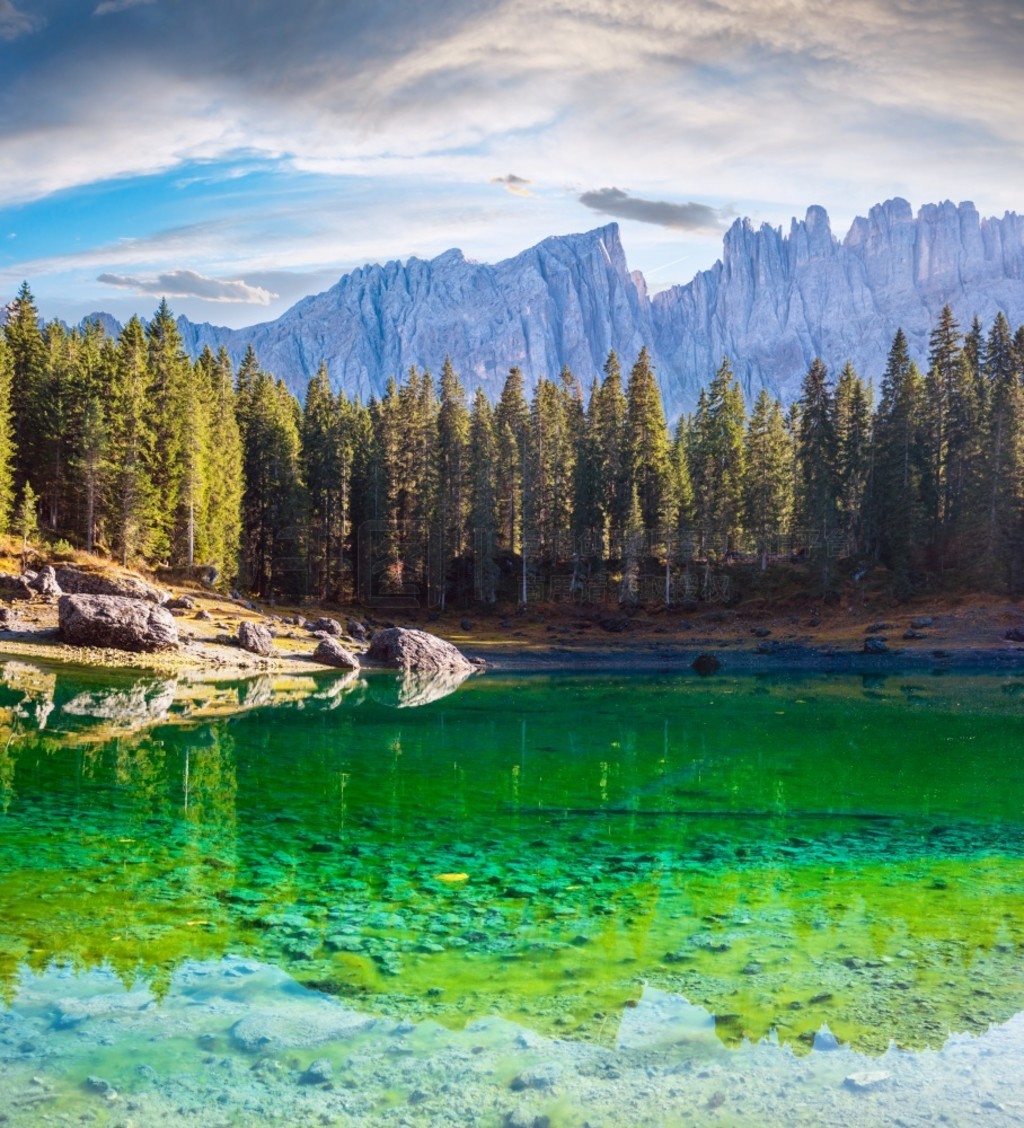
<box><xmin>1</xmin><ymin>282</ymin><xmax>1022</xmax><ymax>603</ymax></box>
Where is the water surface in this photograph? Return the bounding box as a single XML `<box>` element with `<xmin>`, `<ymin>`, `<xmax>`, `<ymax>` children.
<box><xmin>1</xmin><ymin>662</ymin><xmax>1022</xmax><ymax>1123</ymax></box>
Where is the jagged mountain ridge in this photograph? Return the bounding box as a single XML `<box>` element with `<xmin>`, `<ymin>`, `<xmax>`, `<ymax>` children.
<box><xmin>175</xmin><ymin>226</ymin><xmax>653</xmax><ymax>407</ymax></box>
<box><xmin>101</xmin><ymin>198</ymin><xmax>1024</xmax><ymax>415</ymax></box>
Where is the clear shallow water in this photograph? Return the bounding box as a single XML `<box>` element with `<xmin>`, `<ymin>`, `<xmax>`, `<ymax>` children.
<box><xmin>0</xmin><ymin>662</ymin><xmax>1023</xmax><ymax>1124</ymax></box>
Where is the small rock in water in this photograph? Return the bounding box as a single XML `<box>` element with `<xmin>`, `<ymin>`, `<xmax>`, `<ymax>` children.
<box><xmin>299</xmin><ymin>1058</ymin><xmax>333</xmax><ymax>1085</ymax></box>
<box><xmin>509</xmin><ymin>1063</ymin><xmax>561</xmax><ymax>1092</ymax></box>
<box><xmin>863</xmin><ymin>637</ymin><xmax>889</xmax><ymax>654</ymax></box>
<box><xmin>844</xmin><ymin>1070</ymin><xmax>892</xmax><ymax>1091</ymax></box>
<box><xmin>691</xmin><ymin>653</ymin><xmax>721</xmax><ymax>676</ymax></box>
<box><xmin>85</xmin><ymin>1076</ymin><xmax>117</xmax><ymax>1101</ymax></box>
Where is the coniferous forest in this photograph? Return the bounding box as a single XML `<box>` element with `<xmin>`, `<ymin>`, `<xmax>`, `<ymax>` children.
<box><xmin>2</xmin><ymin>282</ymin><xmax>1023</xmax><ymax>606</ymax></box>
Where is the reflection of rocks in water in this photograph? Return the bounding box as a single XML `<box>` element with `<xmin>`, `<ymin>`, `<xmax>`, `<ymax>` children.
<box><xmin>62</xmin><ymin>680</ymin><xmax>178</xmax><ymax>728</ymax></box>
<box><xmin>237</xmin><ymin>676</ymin><xmax>277</xmax><ymax>708</ymax></box>
<box><xmin>309</xmin><ymin>670</ymin><xmax>365</xmax><ymax>709</ymax></box>
<box><xmin>1</xmin><ymin>661</ymin><xmax>57</xmax><ymax>731</ymax></box>
<box><xmin>369</xmin><ymin>667</ymin><xmax>473</xmax><ymax>708</ymax></box>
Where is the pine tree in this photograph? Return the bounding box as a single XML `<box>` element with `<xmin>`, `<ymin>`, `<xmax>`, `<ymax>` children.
<box><xmin>494</xmin><ymin>367</ymin><xmax>530</xmax><ymax>558</ymax></box>
<box><xmin>3</xmin><ymin>282</ymin><xmax>46</xmax><ymax>493</ymax></box>
<box><xmin>796</xmin><ymin>358</ymin><xmax>839</xmax><ymax>593</ymax></box>
<box><xmin>924</xmin><ymin>305</ymin><xmax>962</xmax><ymax>539</ymax></box>
<box><xmin>106</xmin><ymin>317</ymin><xmax>157</xmax><ymax>566</ymax></box>
<box><xmin>981</xmin><ymin>312</ymin><xmax>1024</xmax><ymax>587</ymax></box>
<box><xmin>468</xmin><ymin>388</ymin><xmax>499</xmax><ymax>602</ymax></box>
<box><xmin>593</xmin><ymin>351</ymin><xmax>629</xmax><ymax>541</ymax></box>
<box><xmin>239</xmin><ymin>369</ymin><xmax>305</xmax><ymax>597</ymax></box>
<box><xmin>625</xmin><ymin>346</ymin><xmax>672</xmax><ymax>534</ymax></box>
<box><xmin>689</xmin><ymin>358</ymin><xmax>746</xmax><ymax>560</ymax></box>
<box><xmin>146</xmin><ymin>300</ymin><xmax>193</xmax><ymax>560</ymax></box>
<box><xmin>302</xmin><ymin>363</ymin><xmax>341</xmax><ymax>601</ymax></box>
<box><xmin>200</xmin><ymin>348</ymin><xmax>243</xmax><ymax>584</ymax></box>
<box><xmin>833</xmin><ymin>362</ymin><xmax>872</xmax><ymax>559</ymax></box>
<box><xmin>871</xmin><ymin>329</ymin><xmax>927</xmax><ymax>594</ymax></box>
<box><xmin>0</xmin><ymin>337</ymin><xmax>15</xmax><ymax>535</ymax></box>
<box><xmin>435</xmin><ymin>357</ymin><xmax>470</xmax><ymax>607</ymax></box>
<box><xmin>744</xmin><ymin>389</ymin><xmax>792</xmax><ymax>570</ymax></box>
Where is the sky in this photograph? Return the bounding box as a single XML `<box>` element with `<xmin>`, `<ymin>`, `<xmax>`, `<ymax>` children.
<box><xmin>2</xmin><ymin>0</ymin><xmax>1024</xmax><ymax>328</ymax></box>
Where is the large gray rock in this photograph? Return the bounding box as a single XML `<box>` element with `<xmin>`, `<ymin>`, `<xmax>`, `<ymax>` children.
<box><xmin>311</xmin><ymin>616</ymin><xmax>343</xmax><ymax>636</ymax></box>
<box><xmin>29</xmin><ymin>565</ymin><xmax>62</xmax><ymax>597</ymax></box>
<box><xmin>313</xmin><ymin>636</ymin><xmax>360</xmax><ymax>670</ymax></box>
<box><xmin>55</xmin><ymin>566</ymin><xmax>167</xmax><ymax>604</ymax></box>
<box><xmin>237</xmin><ymin>621</ymin><xmax>274</xmax><ymax>656</ymax></box>
<box><xmin>58</xmin><ymin>595</ymin><xmax>179</xmax><ymax>652</ymax></box>
<box><xmin>0</xmin><ymin>573</ymin><xmax>32</xmax><ymax>600</ymax></box>
<box><xmin>365</xmin><ymin>627</ymin><xmax>474</xmax><ymax>675</ymax></box>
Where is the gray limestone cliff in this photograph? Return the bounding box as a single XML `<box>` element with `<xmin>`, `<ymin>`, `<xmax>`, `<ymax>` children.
<box><xmin>92</xmin><ymin>199</ymin><xmax>1024</xmax><ymax>416</ymax></box>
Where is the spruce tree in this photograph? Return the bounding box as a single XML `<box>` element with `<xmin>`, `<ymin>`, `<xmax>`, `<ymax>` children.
<box><xmin>796</xmin><ymin>358</ymin><xmax>839</xmax><ymax>593</ymax></box>
<box><xmin>0</xmin><ymin>338</ymin><xmax>15</xmax><ymax>535</ymax></box>
<box><xmin>744</xmin><ymin>389</ymin><xmax>793</xmax><ymax>571</ymax></box>
<box><xmin>833</xmin><ymin>362</ymin><xmax>872</xmax><ymax>559</ymax></box>
<box><xmin>625</xmin><ymin>346</ymin><xmax>672</xmax><ymax>534</ymax></box>
<box><xmin>3</xmin><ymin>282</ymin><xmax>46</xmax><ymax>493</ymax></box>
<box><xmin>689</xmin><ymin>358</ymin><xmax>746</xmax><ymax>560</ymax></box>
<box><xmin>494</xmin><ymin>367</ymin><xmax>530</xmax><ymax>557</ymax></box>
<box><xmin>106</xmin><ymin>317</ymin><xmax>157</xmax><ymax>566</ymax></box>
<box><xmin>871</xmin><ymin>329</ymin><xmax>927</xmax><ymax>594</ymax></box>
<box><xmin>468</xmin><ymin>388</ymin><xmax>499</xmax><ymax>602</ymax></box>
<box><xmin>435</xmin><ymin>357</ymin><xmax>470</xmax><ymax>607</ymax></box>
<box><xmin>981</xmin><ymin>312</ymin><xmax>1024</xmax><ymax>587</ymax></box>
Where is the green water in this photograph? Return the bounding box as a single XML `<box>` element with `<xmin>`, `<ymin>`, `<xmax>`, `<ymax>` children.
<box><xmin>1</xmin><ymin>663</ymin><xmax>1023</xmax><ymax>1067</ymax></box>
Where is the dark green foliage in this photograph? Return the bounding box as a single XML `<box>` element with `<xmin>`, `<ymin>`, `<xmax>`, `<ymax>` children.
<box><xmin>4</xmin><ymin>292</ymin><xmax>1024</xmax><ymax>602</ymax></box>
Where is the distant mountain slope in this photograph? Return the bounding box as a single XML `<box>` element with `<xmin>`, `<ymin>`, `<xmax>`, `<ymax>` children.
<box><xmin>651</xmin><ymin>198</ymin><xmax>1024</xmax><ymax>405</ymax></box>
<box><xmin>175</xmin><ymin>224</ymin><xmax>652</xmax><ymax>405</ymax></box>
<box><xmin>85</xmin><ymin>198</ymin><xmax>1024</xmax><ymax>415</ymax></box>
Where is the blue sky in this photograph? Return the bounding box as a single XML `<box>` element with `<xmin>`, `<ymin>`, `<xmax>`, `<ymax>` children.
<box><xmin>2</xmin><ymin>0</ymin><xmax>1024</xmax><ymax>328</ymax></box>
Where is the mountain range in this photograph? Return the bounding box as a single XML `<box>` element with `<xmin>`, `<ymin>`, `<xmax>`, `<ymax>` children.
<box><xmin>94</xmin><ymin>198</ymin><xmax>1024</xmax><ymax>416</ymax></box>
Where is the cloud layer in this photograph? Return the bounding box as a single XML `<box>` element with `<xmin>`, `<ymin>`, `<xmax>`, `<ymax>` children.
<box><xmin>98</xmin><ymin>269</ymin><xmax>276</xmax><ymax>304</ymax></box>
<box><xmin>3</xmin><ymin>0</ymin><xmax>1024</xmax><ymax>323</ymax></box>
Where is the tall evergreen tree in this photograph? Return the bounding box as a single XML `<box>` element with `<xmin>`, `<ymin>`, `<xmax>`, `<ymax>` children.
<box><xmin>0</xmin><ymin>337</ymin><xmax>15</xmax><ymax>534</ymax></box>
<box><xmin>625</xmin><ymin>346</ymin><xmax>672</xmax><ymax>534</ymax></box>
<box><xmin>435</xmin><ymin>357</ymin><xmax>470</xmax><ymax>607</ymax></box>
<box><xmin>871</xmin><ymin>329</ymin><xmax>927</xmax><ymax>594</ymax></box>
<box><xmin>494</xmin><ymin>366</ymin><xmax>530</xmax><ymax>558</ymax></box>
<box><xmin>981</xmin><ymin>312</ymin><xmax>1024</xmax><ymax>587</ymax></box>
<box><xmin>689</xmin><ymin>358</ymin><xmax>746</xmax><ymax>559</ymax></box>
<box><xmin>796</xmin><ymin>358</ymin><xmax>839</xmax><ymax>593</ymax></box>
<box><xmin>468</xmin><ymin>388</ymin><xmax>499</xmax><ymax>602</ymax></box>
<box><xmin>744</xmin><ymin>389</ymin><xmax>793</xmax><ymax>570</ymax></box>
<box><xmin>106</xmin><ymin>318</ymin><xmax>157</xmax><ymax>566</ymax></box>
<box><xmin>833</xmin><ymin>363</ymin><xmax>873</xmax><ymax>559</ymax></box>
<box><xmin>3</xmin><ymin>282</ymin><xmax>46</xmax><ymax>492</ymax></box>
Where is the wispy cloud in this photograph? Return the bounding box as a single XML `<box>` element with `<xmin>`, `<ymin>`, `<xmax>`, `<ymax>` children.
<box><xmin>578</xmin><ymin>188</ymin><xmax>727</xmax><ymax>232</ymax></box>
<box><xmin>491</xmin><ymin>173</ymin><xmax>533</xmax><ymax>198</ymax></box>
<box><xmin>98</xmin><ymin>269</ymin><xmax>276</xmax><ymax>304</ymax></box>
<box><xmin>0</xmin><ymin>0</ymin><xmax>44</xmax><ymax>40</ymax></box>
<box><xmin>93</xmin><ymin>0</ymin><xmax>157</xmax><ymax>16</ymax></box>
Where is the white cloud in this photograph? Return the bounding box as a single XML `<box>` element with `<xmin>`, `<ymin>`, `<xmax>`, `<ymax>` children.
<box><xmin>0</xmin><ymin>0</ymin><xmax>44</xmax><ymax>40</ymax></box>
<box><xmin>93</xmin><ymin>0</ymin><xmax>157</xmax><ymax>16</ymax></box>
<box><xmin>97</xmin><ymin>269</ymin><xmax>277</xmax><ymax>304</ymax></box>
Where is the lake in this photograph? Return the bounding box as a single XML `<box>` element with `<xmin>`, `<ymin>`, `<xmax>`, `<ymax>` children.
<box><xmin>0</xmin><ymin>661</ymin><xmax>1022</xmax><ymax>1124</ymax></box>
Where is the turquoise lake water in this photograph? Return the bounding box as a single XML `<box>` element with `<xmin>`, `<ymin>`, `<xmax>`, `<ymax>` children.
<box><xmin>0</xmin><ymin>661</ymin><xmax>1022</xmax><ymax>1124</ymax></box>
